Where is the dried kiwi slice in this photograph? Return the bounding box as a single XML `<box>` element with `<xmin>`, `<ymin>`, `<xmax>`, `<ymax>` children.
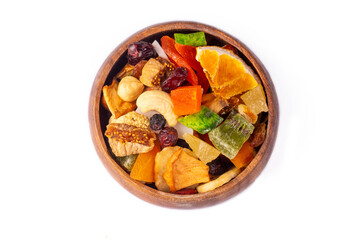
<box><xmin>208</xmin><ymin>110</ymin><xmax>254</xmax><ymax>159</ymax></box>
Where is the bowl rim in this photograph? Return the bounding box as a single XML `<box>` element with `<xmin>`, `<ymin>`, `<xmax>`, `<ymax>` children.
<box><xmin>88</xmin><ymin>21</ymin><xmax>279</xmax><ymax>209</ymax></box>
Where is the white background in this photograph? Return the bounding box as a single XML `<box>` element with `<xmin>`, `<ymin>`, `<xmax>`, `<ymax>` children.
<box><xmin>1</xmin><ymin>0</ymin><xmax>359</xmax><ymax>239</ymax></box>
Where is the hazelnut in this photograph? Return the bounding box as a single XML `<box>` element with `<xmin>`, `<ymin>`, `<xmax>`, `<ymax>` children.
<box><xmin>117</xmin><ymin>76</ymin><xmax>144</xmax><ymax>102</ymax></box>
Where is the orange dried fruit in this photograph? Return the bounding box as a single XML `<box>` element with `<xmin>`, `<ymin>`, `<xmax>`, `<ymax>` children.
<box><xmin>154</xmin><ymin>146</ymin><xmax>180</xmax><ymax>192</ymax></box>
<box><xmin>130</xmin><ymin>145</ymin><xmax>159</xmax><ymax>182</ymax></box>
<box><xmin>170</xmin><ymin>85</ymin><xmax>202</xmax><ymax>116</ymax></box>
<box><xmin>102</xmin><ymin>79</ymin><xmax>136</xmax><ymax>118</ymax></box>
<box><xmin>229</xmin><ymin>141</ymin><xmax>255</xmax><ymax>169</ymax></box>
<box><xmin>196</xmin><ymin>46</ymin><xmax>259</xmax><ymax>99</ymax></box>
<box><xmin>173</xmin><ymin>150</ymin><xmax>210</xmax><ymax>191</ymax></box>
<box><xmin>163</xmin><ymin>148</ymin><xmax>183</xmax><ymax>192</ymax></box>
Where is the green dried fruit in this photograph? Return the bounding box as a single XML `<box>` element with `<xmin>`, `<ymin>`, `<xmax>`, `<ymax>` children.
<box><xmin>178</xmin><ymin>106</ymin><xmax>223</xmax><ymax>134</ymax></box>
<box><xmin>115</xmin><ymin>154</ymin><xmax>138</xmax><ymax>172</ymax></box>
<box><xmin>174</xmin><ymin>32</ymin><xmax>207</xmax><ymax>47</ymax></box>
<box><xmin>208</xmin><ymin>110</ymin><xmax>254</xmax><ymax>159</ymax></box>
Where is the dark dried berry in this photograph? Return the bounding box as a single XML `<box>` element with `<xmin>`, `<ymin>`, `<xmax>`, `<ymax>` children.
<box><xmin>127</xmin><ymin>41</ymin><xmax>157</xmax><ymax>65</ymax></box>
<box><xmin>150</xmin><ymin>114</ymin><xmax>166</xmax><ymax>131</ymax></box>
<box><xmin>207</xmin><ymin>155</ymin><xmax>233</xmax><ymax>175</ymax></box>
<box><xmin>159</xmin><ymin>127</ymin><xmax>178</xmax><ymax>148</ymax></box>
<box><xmin>175</xmin><ymin>138</ymin><xmax>191</xmax><ymax>150</ymax></box>
<box><xmin>161</xmin><ymin>67</ymin><xmax>188</xmax><ymax>92</ymax></box>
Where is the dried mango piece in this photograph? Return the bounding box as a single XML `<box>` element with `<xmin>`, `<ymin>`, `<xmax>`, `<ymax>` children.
<box><xmin>229</xmin><ymin>141</ymin><xmax>255</xmax><ymax>169</ymax></box>
<box><xmin>102</xmin><ymin>79</ymin><xmax>136</xmax><ymax>119</ymax></box>
<box><xmin>130</xmin><ymin>146</ymin><xmax>159</xmax><ymax>183</ymax></box>
<box><xmin>173</xmin><ymin>150</ymin><xmax>210</xmax><ymax>191</ymax></box>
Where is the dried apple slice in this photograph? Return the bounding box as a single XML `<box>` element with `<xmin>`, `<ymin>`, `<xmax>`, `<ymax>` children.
<box><xmin>163</xmin><ymin>148</ymin><xmax>183</xmax><ymax>192</ymax></box>
<box><xmin>102</xmin><ymin>79</ymin><xmax>136</xmax><ymax>118</ymax></box>
<box><xmin>196</xmin><ymin>167</ymin><xmax>240</xmax><ymax>193</ymax></box>
<box><xmin>173</xmin><ymin>150</ymin><xmax>210</xmax><ymax>191</ymax></box>
<box><xmin>154</xmin><ymin>146</ymin><xmax>180</xmax><ymax>192</ymax></box>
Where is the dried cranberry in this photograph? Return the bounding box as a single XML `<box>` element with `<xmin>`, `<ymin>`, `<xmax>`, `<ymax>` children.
<box><xmin>175</xmin><ymin>138</ymin><xmax>191</xmax><ymax>150</ymax></box>
<box><xmin>158</xmin><ymin>127</ymin><xmax>178</xmax><ymax>148</ymax></box>
<box><xmin>207</xmin><ymin>155</ymin><xmax>233</xmax><ymax>175</ymax></box>
<box><xmin>161</xmin><ymin>67</ymin><xmax>188</xmax><ymax>92</ymax></box>
<box><xmin>150</xmin><ymin>114</ymin><xmax>166</xmax><ymax>131</ymax></box>
<box><xmin>127</xmin><ymin>41</ymin><xmax>157</xmax><ymax>65</ymax></box>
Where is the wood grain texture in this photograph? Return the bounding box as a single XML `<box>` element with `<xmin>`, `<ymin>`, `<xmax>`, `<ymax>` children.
<box><xmin>88</xmin><ymin>21</ymin><xmax>279</xmax><ymax>209</ymax></box>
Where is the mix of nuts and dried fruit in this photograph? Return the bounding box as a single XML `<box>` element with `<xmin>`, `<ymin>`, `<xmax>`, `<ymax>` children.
<box><xmin>101</xmin><ymin>31</ymin><xmax>268</xmax><ymax>194</ymax></box>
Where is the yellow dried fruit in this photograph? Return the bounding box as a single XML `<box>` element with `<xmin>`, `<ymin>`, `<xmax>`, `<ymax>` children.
<box><xmin>240</xmin><ymin>85</ymin><xmax>268</xmax><ymax>115</ymax></box>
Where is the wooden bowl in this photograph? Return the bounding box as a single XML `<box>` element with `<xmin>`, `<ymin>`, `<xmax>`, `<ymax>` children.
<box><xmin>88</xmin><ymin>21</ymin><xmax>279</xmax><ymax>209</ymax></box>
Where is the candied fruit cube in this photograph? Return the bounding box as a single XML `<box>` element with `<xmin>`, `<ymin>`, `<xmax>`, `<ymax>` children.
<box><xmin>208</xmin><ymin>111</ymin><xmax>254</xmax><ymax>159</ymax></box>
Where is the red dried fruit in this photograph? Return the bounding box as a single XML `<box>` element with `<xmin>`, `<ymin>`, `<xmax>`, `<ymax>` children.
<box><xmin>158</xmin><ymin>127</ymin><xmax>178</xmax><ymax>148</ymax></box>
<box><xmin>127</xmin><ymin>41</ymin><xmax>157</xmax><ymax>65</ymax></box>
<box><xmin>161</xmin><ymin>67</ymin><xmax>188</xmax><ymax>92</ymax></box>
<box><xmin>174</xmin><ymin>188</ymin><xmax>198</xmax><ymax>195</ymax></box>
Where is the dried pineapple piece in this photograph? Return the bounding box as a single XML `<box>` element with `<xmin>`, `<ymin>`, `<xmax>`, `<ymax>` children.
<box><xmin>102</xmin><ymin>79</ymin><xmax>136</xmax><ymax>119</ymax></box>
<box><xmin>240</xmin><ymin>85</ymin><xmax>268</xmax><ymax>115</ymax></box>
<box><xmin>196</xmin><ymin>167</ymin><xmax>241</xmax><ymax>193</ymax></box>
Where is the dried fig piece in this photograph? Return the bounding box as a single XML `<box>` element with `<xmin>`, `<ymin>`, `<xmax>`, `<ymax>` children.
<box><xmin>139</xmin><ymin>58</ymin><xmax>166</xmax><ymax>87</ymax></box>
<box><xmin>105</xmin><ymin>123</ymin><xmax>155</xmax><ymax>157</ymax></box>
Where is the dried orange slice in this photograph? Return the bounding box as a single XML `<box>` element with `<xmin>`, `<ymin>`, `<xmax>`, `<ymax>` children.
<box><xmin>196</xmin><ymin>46</ymin><xmax>259</xmax><ymax>99</ymax></box>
